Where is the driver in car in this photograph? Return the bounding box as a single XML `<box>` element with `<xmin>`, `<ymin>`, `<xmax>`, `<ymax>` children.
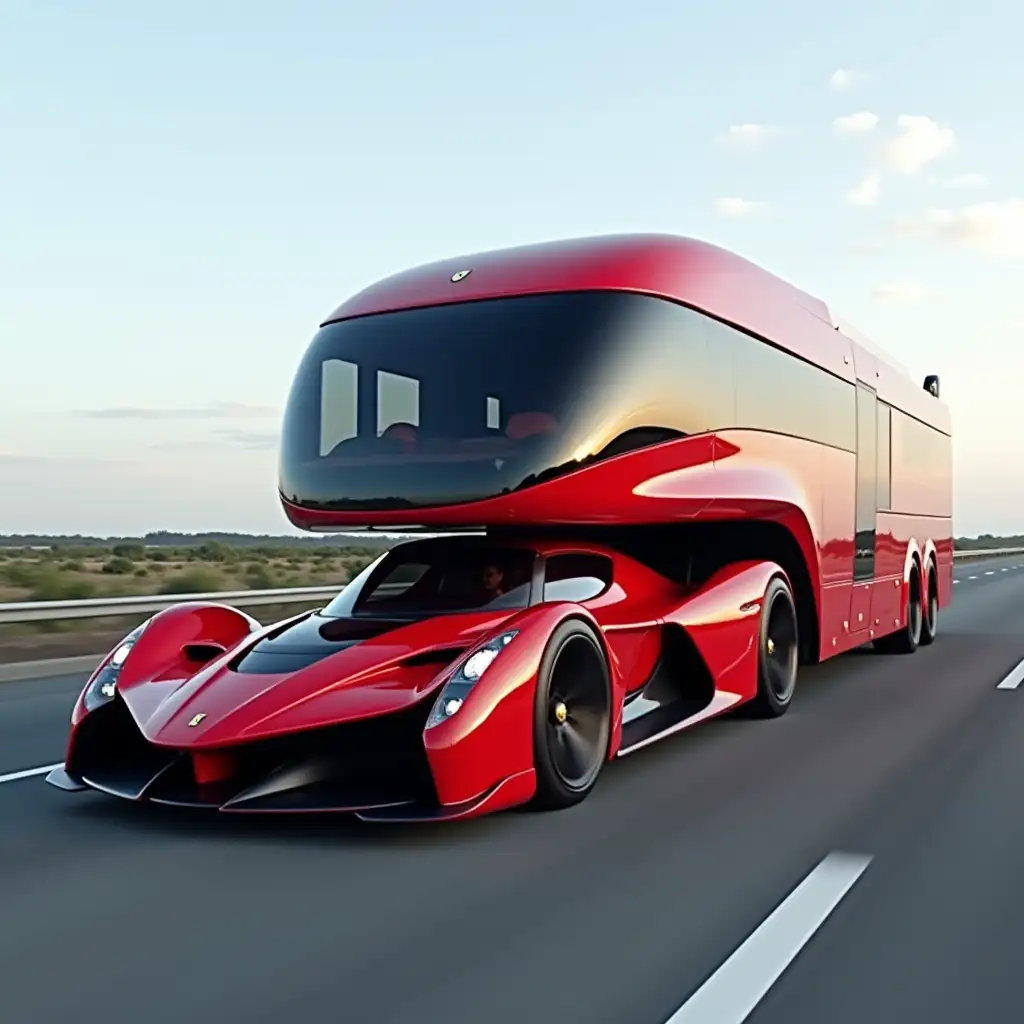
<box><xmin>479</xmin><ymin>563</ymin><xmax>507</xmax><ymax>602</ymax></box>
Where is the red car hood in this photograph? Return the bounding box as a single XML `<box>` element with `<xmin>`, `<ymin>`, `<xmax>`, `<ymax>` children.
<box><xmin>120</xmin><ymin>610</ymin><xmax>512</xmax><ymax>748</ymax></box>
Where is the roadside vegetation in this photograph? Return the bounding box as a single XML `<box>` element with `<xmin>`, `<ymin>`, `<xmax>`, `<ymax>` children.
<box><xmin>0</xmin><ymin>536</ymin><xmax>388</xmax><ymax>664</ymax></box>
<box><xmin>0</xmin><ymin>531</ymin><xmax>1019</xmax><ymax>664</ymax></box>
<box><xmin>0</xmin><ymin>540</ymin><xmax>382</xmax><ymax>604</ymax></box>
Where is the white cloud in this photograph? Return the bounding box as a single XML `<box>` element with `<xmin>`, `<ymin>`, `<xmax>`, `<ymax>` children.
<box><xmin>713</xmin><ymin>197</ymin><xmax>773</xmax><ymax>218</ymax></box>
<box><xmin>829</xmin><ymin>68</ymin><xmax>868</xmax><ymax>91</ymax></box>
<box><xmin>833</xmin><ymin>111</ymin><xmax>879</xmax><ymax>136</ymax></box>
<box><xmin>883</xmin><ymin>115</ymin><xmax>956</xmax><ymax>174</ymax></box>
<box><xmin>945</xmin><ymin>172</ymin><xmax>989</xmax><ymax>189</ymax></box>
<box><xmin>716</xmin><ymin>123</ymin><xmax>781</xmax><ymax>150</ymax></box>
<box><xmin>151</xmin><ymin>429</ymin><xmax>279</xmax><ymax>452</ymax></box>
<box><xmin>871</xmin><ymin>281</ymin><xmax>932</xmax><ymax>304</ymax></box>
<box><xmin>845</xmin><ymin>171</ymin><xmax>881</xmax><ymax>207</ymax></box>
<box><xmin>76</xmin><ymin>401</ymin><xmax>279</xmax><ymax>421</ymax></box>
<box><xmin>894</xmin><ymin>199</ymin><xmax>1024</xmax><ymax>259</ymax></box>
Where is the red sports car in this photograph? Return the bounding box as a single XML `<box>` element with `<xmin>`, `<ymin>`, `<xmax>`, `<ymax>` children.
<box><xmin>47</xmin><ymin>534</ymin><xmax>797</xmax><ymax>821</ymax></box>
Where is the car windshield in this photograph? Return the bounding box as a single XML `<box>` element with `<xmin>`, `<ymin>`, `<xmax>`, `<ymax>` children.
<box><xmin>321</xmin><ymin>542</ymin><xmax>536</xmax><ymax>618</ymax></box>
<box><xmin>279</xmin><ymin>291</ymin><xmax>648</xmax><ymax>511</ymax></box>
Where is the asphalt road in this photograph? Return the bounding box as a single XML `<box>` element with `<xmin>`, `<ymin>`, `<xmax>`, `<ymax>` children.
<box><xmin>2</xmin><ymin>555</ymin><xmax>1024</xmax><ymax>1023</ymax></box>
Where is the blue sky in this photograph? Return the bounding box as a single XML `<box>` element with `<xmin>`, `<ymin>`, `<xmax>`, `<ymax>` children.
<box><xmin>1</xmin><ymin>0</ymin><xmax>1020</xmax><ymax>536</ymax></box>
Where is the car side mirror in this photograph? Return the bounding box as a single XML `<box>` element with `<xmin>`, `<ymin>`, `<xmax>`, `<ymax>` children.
<box><xmin>923</xmin><ymin>374</ymin><xmax>940</xmax><ymax>398</ymax></box>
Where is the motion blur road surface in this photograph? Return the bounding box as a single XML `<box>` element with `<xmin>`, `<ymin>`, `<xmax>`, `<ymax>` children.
<box><xmin>2</xmin><ymin>556</ymin><xmax>1024</xmax><ymax>1023</ymax></box>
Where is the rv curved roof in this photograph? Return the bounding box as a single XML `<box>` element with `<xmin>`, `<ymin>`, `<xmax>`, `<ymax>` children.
<box><xmin>321</xmin><ymin>233</ymin><xmax>948</xmax><ymax>432</ymax></box>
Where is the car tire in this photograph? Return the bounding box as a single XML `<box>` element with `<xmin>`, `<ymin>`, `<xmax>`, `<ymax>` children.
<box><xmin>919</xmin><ymin>560</ymin><xmax>939</xmax><ymax>646</ymax></box>
<box><xmin>745</xmin><ymin>575</ymin><xmax>800</xmax><ymax>719</ymax></box>
<box><xmin>532</xmin><ymin>618</ymin><xmax>611</xmax><ymax>810</ymax></box>
<box><xmin>874</xmin><ymin>564</ymin><xmax>923</xmax><ymax>655</ymax></box>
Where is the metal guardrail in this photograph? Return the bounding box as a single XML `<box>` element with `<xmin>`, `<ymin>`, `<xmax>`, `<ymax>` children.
<box><xmin>954</xmin><ymin>547</ymin><xmax>1024</xmax><ymax>558</ymax></box>
<box><xmin>1</xmin><ymin>548</ymin><xmax>1023</xmax><ymax>626</ymax></box>
<box><xmin>0</xmin><ymin>586</ymin><xmax>339</xmax><ymax>625</ymax></box>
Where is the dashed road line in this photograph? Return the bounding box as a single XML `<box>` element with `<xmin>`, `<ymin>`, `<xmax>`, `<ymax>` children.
<box><xmin>662</xmin><ymin>851</ymin><xmax>873</xmax><ymax>1023</ymax></box>
<box><xmin>996</xmin><ymin>658</ymin><xmax>1024</xmax><ymax>691</ymax></box>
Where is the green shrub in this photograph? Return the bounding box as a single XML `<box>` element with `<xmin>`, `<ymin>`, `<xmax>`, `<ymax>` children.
<box><xmin>245</xmin><ymin>564</ymin><xmax>276</xmax><ymax>589</ymax></box>
<box><xmin>112</xmin><ymin>543</ymin><xmax>145</xmax><ymax>559</ymax></box>
<box><xmin>102</xmin><ymin>557</ymin><xmax>135</xmax><ymax>575</ymax></box>
<box><xmin>3</xmin><ymin>560</ymin><xmax>35</xmax><ymax>587</ymax></box>
<box><xmin>158</xmin><ymin>568</ymin><xmax>224</xmax><ymax>594</ymax></box>
<box><xmin>30</xmin><ymin>567</ymin><xmax>98</xmax><ymax>601</ymax></box>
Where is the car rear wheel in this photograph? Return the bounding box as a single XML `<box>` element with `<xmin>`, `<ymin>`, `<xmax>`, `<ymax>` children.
<box><xmin>745</xmin><ymin>575</ymin><xmax>799</xmax><ymax>719</ymax></box>
<box><xmin>532</xmin><ymin>618</ymin><xmax>611</xmax><ymax>810</ymax></box>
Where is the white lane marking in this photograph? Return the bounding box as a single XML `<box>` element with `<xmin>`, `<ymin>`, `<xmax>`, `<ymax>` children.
<box><xmin>1002</xmin><ymin>568</ymin><xmax>1009</xmax><ymax>572</ymax></box>
<box><xmin>953</xmin><ymin>580</ymin><xmax>959</xmax><ymax>584</ymax></box>
<box><xmin>985</xmin><ymin>571</ymin><xmax>995</xmax><ymax>576</ymax></box>
<box><xmin>663</xmin><ymin>851</ymin><xmax>872</xmax><ymax>1023</ymax></box>
<box><xmin>0</xmin><ymin>762</ymin><xmax>62</xmax><ymax>785</ymax></box>
<box><xmin>996</xmin><ymin>658</ymin><xmax>1024</xmax><ymax>690</ymax></box>
<box><xmin>968</xmin><ymin>575</ymin><xmax>978</xmax><ymax>580</ymax></box>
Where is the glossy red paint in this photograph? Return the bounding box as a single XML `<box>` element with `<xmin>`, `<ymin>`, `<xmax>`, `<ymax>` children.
<box><xmin>59</xmin><ymin>535</ymin><xmax>777</xmax><ymax>815</ymax></box>
<box><xmin>355</xmin><ymin>769</ymin><xmax>538</xmax><ymax>823</ymax></box>
<box><xmin>282</xmin><ymin>432</ymin><xmax>720</xmax><ymax>532</ymax></box>
<box><xmin>55</xmin><ymin>234</ymin><xmax>954</xmax><ymax>824</ymax></box>
<box><xmin>68</xmin><ymin>602</ymin><xmax>260</xmax><ymax>732</ymax></box>
<box><xmin>662</xmin><ymin>560</ymin><xmax>783</xmax><ymax>705</ymax></box>
<box><xmin>422</xmin><ymin>603</ymin><xmax>604</xmax><ymax>807</ymax></box>
<box><xmin>321</xmin><ymin>234</ymin><xmax>852</xmax><ymax>389</ymax></box>
<box><xmin>130</xmin><ymin>611</ymin><xmax>511</xmax><ymax>748</ymax></box>
<box><xmin>192</xmin><ymin>751</ymin><xmax>236</xmax><ymax>786</ymax></box>
<box><xmin>330</xmin><ymin>232</ymin><xmax>943</xmax><ymax>430</ymax></box>
<box><xmin>290</xmin><ymin>235</ymin><xmax>952</xmax><ymax>660</ymax></box>
<box><xmin>421</xmin><ymin>556</ymin><xmax>785</xmax><ymax>802</ymax></box>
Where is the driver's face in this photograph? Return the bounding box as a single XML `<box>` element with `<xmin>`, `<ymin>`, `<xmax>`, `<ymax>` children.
<box><xmin>482</xmin><ymin>565</ymin><xmax>504</xmax><ymax>592</ymax></box>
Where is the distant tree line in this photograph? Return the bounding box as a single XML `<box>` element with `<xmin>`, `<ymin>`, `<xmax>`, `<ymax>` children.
<box><xmin>0</xmin><ymin>531</ymin><xmax>398</xmax><ymax>552</ymax></box>
<box><xmin>0</xmin><ymin>530</ymin><xmax>1020</xmax><ymax>551</ymax></box>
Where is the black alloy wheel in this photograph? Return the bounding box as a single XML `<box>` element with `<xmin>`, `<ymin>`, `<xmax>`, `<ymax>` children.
<box><xmin>746</xmin><ymin>575</ymin><xmax>799</xmax><ymax>719</ymax></box>
<box><xmin>532</xmin><ymin>619</ymin><xmax>611</xmax><ymax>810</ymax></box>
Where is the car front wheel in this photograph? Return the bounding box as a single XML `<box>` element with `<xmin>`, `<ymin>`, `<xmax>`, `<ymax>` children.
<box><xmin>531</xmin><ymin>618</ymin><xmax>611</xmax><ymax>810</ymax></box>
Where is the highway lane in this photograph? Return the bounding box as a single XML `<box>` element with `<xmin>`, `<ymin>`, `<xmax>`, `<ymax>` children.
<box><xmin>2</xmin><ymin>553</ymin><xmax>1020</xmax><ymax>771</ymax></box>
<box><xmin>0</xmin><ymin>554</ymin><xmax>1023</xmax><ymax>1023</ymax></box>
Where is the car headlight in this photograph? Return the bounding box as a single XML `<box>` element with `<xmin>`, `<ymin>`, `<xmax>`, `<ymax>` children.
<box><xmin>82</xmin><ymin>619</ymin><xmax>151</xmax><ymax>712</ymax></box>
<box><xmin>425</xmin><ymin>630</ymin><xmax>518</xmax><ymax>729</ymax></box>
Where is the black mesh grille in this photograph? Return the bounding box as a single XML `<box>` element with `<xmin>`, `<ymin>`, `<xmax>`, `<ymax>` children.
<box><xmin>70</xmin><ymin>693</ymin><xmax>439</xmax><ymax>812</ymax></box>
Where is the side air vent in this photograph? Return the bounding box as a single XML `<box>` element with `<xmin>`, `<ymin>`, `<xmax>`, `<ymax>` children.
<box><xmin>182</xmin><ymin>642</ymin><xmax>227</xmax><ymax>665</ymax></box>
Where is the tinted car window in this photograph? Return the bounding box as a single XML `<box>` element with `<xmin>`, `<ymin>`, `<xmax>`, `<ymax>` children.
<box><xmin>703</xmin><ymin>316</ymin><xmax>856</xmax><ymax>452</ymax></box>
<box><xmin>279</xmin><ymin>292</ymin><xmax>735</xmax><ymax>512</ymax></box>
<box><xmin>542</xmin><ymin>553</ymin><xmax>613</xmax><ymax>603</ymax></box>
<box><xmin>322</xmin><ymin>542</ymin><xmax>536</xmax><ymax>617</ymax></box>
<box><xmin>279</xmin><ymin>290</ymin><xmax>861</xmax><ymax>514</ymax></box>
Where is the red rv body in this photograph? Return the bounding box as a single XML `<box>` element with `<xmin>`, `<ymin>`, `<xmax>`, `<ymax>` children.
<box><xmin>50</xmin><ymin>235</ymin><xmax>952</xmax><ymax>821</ymax></box>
